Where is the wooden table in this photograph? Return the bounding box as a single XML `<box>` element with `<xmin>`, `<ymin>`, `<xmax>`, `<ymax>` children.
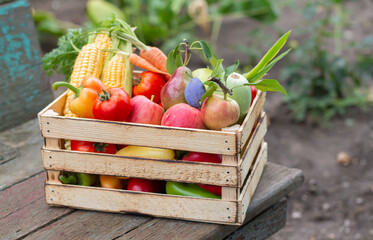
<box><xmin>0</xmin><ymin>119</ymin><xmax>303</xmax><ymax>240</ymax></box>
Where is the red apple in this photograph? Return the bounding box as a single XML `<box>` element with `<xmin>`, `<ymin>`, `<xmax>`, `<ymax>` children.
<box><xmin>127</xmin><ymin>95</ymin><xmax>164</xmax><ymax>125</ymax></box>
<box><xmin>201</xmin><ymin>95</ymin><xmax>240</xmax><ymax>130</ymax></box>
<box><xmin>161</xmin><ymin>103</ymin><xmax>206</xmax><ymax>129</ymax></box>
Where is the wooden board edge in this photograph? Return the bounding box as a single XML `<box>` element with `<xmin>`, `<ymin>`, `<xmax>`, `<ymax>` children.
<box><xmin>38</xmin><ymin>92</ymin><xmax>66</xmax><ymax>117</ymax></box>
<box><xmin>39</xmin><ymin>116</ymin><xmax>238</xmax><ymax>155</ymax></box>
<box><xmin>238</xmin><ymin>142</ymin><xmax>268</xmax><ymax>223</ymax></box>
<box><xmin>42</xmin><ymin>148</ymin><xmax>238</xmax><ymax>187</ymax></box>
<box><xmin>44</xmin><ymin>183</ymin><xmax>240</xmax><ymax>224</ymax></box>
<box><xmin>238</xmin><ymin>113</ymin><xmax>267</xmax><ymax>187</ymax></box>
<box><xmin>238</xmin><ymin>92</ymin><xmax>266</xmax><ymax>152</ymax></box>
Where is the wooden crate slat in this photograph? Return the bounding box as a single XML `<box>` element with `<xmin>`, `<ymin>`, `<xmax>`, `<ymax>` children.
<box><xmin>39</xmin><ymin>115</ymin><xmax>237</xmax><ymax>155</ymax></box>
<box><xmin>238</xmin><ymin>92</ymin><xmax>266</xmax><ymax>152</ymax></box>
<box><xmin>238</xmin><ymin>142</ymin><xmax>267</xmax><ymax>223</ymax></box>
<box><xmin>238</xmin><ymin>112</ymin><xmax>267</xmax><ymax>187</ymax></box>
<box><xmin>45</xmin><ymin>184</ymin><xmax>238</xmax><ymax>224</ymax></box>
<box><xmin>44</xmin><ymin>138</ymin><xmax>61</xmax><ymax>184</ymax></box>
<box><xmin>42</xmin><ymin>149</ymin><xmax>238</xmax><ymax>187</ymax></box>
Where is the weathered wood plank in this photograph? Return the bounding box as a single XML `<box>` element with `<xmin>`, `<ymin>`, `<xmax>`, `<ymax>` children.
<box><xmin>23</xmin><ymin>211</ymin><xmax>152</xmax><ymax>240</ymax></box>
<box><xmin>0</xmin><ymin>0</ymin><xmax>53</xmax><ymax>131</ymax></box>
<box><xmin>239</xmin><ymin>112</ymin><xmax>267</xmax><ymax>187</ymax></box>
<box><xmin>42</xmin><ymin>149</ymin><xmax>238</xmax><ymax>187</ymax></box>
<box><xmin>45</xmin><ymin>184</ymin><xmax>238</xmax><ymax>224</ymax></box>
<box><xmin>0</xmin><ymin>172</ymin><xmax>73</xmax><ymax>239</ymax></box>
<box><xmin>0</xmin><ymin>172</ymin><xmax>46</xmax><ymax>218</ymax></box>
<box><xmin>0</xmin><ymin>118</ymin><xmax>45</xmax><ymax>190</ymax></box>
<box><xmin>0</xmin><ymin>198</ymin><xmax>73</xmax><ymax>239</ymax></box>
<box><xmin>123</xmin><ymin>199</ymin><xmax>287</xmax><ymax>240</ymax></box>
<box><xmin>118</xmin><ymin>163</ymin><xmax>303</xmax><ymax>239</ymax></box>
<box><xmin>239</xmin><ymin>142</ymin><xmax>267</xmax><ymax>223</ymax></box>
<box><xmin>238</xmin><ymin>92</ymin><xmax>266</xmax><ymax>152</ymax></box>
<box><xmin>225</xmin><ymin>198</ymin><xmax>287</xmax><ymax>240</ymax></box>
<box><xmin>39</xmin><ymin>115</ymin><xmax>237</xmax><ymax>155</ymax></box>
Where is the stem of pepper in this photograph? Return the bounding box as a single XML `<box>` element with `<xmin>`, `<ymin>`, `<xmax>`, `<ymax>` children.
<box><xmin>52</xmin><ymin>82</ymin><xmax>82</xmax><ymax>98</ymax></box>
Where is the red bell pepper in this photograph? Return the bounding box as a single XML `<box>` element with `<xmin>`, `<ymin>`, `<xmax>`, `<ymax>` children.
<box><xmin>93</xmin><ymin>88</ymin><xmax>131</xmax><ymax>121</ymax></box>
<box><xmin>132</xmin><ymin>71</ymin><xmax>166</xmax><ymax>103</ymax></box>
<box><xmin>52</xmin><ymin>76</ymin><xmax>107</xmax><ymax>118</ymax></box>
<box><xmin>182</xmin><ymin>152</ymin><xmax>222</xmax><ymax>196</ymax></box>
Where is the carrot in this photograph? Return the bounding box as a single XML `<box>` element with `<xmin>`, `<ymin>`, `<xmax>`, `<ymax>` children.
<box><xmin>140</xmin><ymin>47</ymin><xmax>168</xmax><ymax>73</ymax></box>
<box><xmin>129</xmin><ymin>54</ymin><xmax>169</xmax><ymax>75</ymax></box>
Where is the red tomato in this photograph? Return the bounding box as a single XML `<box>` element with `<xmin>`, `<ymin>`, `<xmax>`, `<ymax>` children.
<box><xmin>182</xmin><ymin>152</ymin><xmax>222</xmax><ymax>196</ymax></box>
<box><xmin>127</xmin><ymin>178</ymin><xmax>164</xmax><ymax>193</ymax></box>
<box><xmin>71</xmin><ymin>140</ymin><xmax>116</xmax><ymax>154</ymax></box>
<box><xmin>251</xmin><ymin>86</ymin><xmax>257</xmax><ymax>104</ymax></box>
<box><xmin>93</xmin><ymin>88</ymin><xmax>131</xmax><ymax>121</ymax></box>
<box><xmin>133</xmin><ymin>71</ymin><xmax>166</xmax><ymax>103</ymax></box>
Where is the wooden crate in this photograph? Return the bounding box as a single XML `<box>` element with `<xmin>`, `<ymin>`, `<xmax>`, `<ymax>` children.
<box><xmin>38</xmin><ymin>88</ymin><xmax>267</xmax><ymax>225</ymax></box>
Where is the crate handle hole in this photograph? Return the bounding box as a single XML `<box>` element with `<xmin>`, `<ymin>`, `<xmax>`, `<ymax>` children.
<box><xmin>225</xmin><ymin>140</ymin><xmax>228</xmax><ymax>143</ymax></box>
<box><xmin>227</xmin><ymin>208</ymin><xmax>229</xmax><ymax>210</ymax></box>
<box><xmin>227</xmin><ymin>171</ymin><xmax>230</xmax><ymax>174</ymax></box>
<box><xmin>227</xmin><ymin>148</ymin><xmax>230</xmax><ymax>150</ymax></box>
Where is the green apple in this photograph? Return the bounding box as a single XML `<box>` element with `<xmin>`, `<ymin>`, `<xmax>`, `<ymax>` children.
<box><xmin>192</xmin><ymin>68</ymin><xmax>213</xmax><ymax>83</ymax></box>
<box><xmin>225</xmin><ymin>73</ymin><xmax>252</xmax><ymax>122</ymax></box>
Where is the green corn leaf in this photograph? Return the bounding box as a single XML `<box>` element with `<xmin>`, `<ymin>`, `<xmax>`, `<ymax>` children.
<box><xmin>244</xmin><ymin>79</ymin><xmax>288</xmax><ymax>96</ymax></box>
<box><xmin>244</xmin><ymin>30</ymin><xmax>292</xmax><ymax>80</ymax></box>
<box><xmin>249</xmin><ymin>48</ymin><xmax>291</xmax><ymax>83</ymax></box>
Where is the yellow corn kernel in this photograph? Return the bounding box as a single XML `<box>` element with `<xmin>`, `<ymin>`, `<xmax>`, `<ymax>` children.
<box><xmin>63</xmin><ymin>43</ymin><xmax>104</xmax><ymax>117</ymax></box>
<box><xmin>95</xmin><ymin>33</ymin><xmax>112</xmax><ymax>63</ymax></box>
<box><xmin>101</xmin><ymin>54</ymin><xmax>126</xmax><ymax>89</ymax></box>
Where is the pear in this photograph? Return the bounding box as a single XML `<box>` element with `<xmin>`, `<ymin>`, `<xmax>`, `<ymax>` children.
<box><xmin>160</xmin><ymin>66</ymin><xmax>193</xmax><ymax>110</ymax></box>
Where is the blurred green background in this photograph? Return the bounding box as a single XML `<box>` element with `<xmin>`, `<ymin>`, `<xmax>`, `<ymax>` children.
<box><xmin>32</xmin><ymin>0</ymin><xmax>373</xmax><ymax>125</ymax></box>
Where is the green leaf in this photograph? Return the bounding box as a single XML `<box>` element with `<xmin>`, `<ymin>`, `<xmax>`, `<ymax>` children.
<box><xmin>210</xmin><ymin>57</ymin><xmax>224</xmax><ymax>79</ymax></box>
<box><xmin>200</xmin><ymin>84</ymin><xmax>218</xmax><ymax>104</ymax></box>
<box><xmin>225</xmin><ymin>60</ymin><xmax>240</xmax><ymax>77</ymax></box>
<box><xmin>244</xmin><ymin>30</ymin><xmax>292</xmax><ymax>80</ymax></box>
<box><xmin>244</xmin><ymin>79</ymin><xmax>288</xmax><ymax>96</ymax></box>
<box><xmin>198</xmin><ymin>40</ymin><xmax>213</xmax><ymax>60</ymax></box>
<box><xmin>248</xmin><ymin>49</ymin><xmax>291</xmax><ymax>83</ymax></box>
<box><xmin>166</xmin><ymin>45</ymin><xmax>183</xmax><ymax>75</ymax></box>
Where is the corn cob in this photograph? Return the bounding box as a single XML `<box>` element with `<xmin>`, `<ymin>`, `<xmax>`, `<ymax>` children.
<box><xmin>94</xmin><ymin>33</ymin><xmax>112</xmax><ymax>63</ymax></box>
<box><xmin>101</xmin><ymin>54</ymin><xmax>126</xmax><ymax>89</ymax></box>
<box><xmin>63</xmin><ymin>43</ymin><xmax>105</xmax><ymax>117</ymax></box>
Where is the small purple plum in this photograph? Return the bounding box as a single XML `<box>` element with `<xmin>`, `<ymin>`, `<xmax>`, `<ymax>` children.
<box><xmin>184</xmin><ymin>77</ymin><xmax>206</xmax><ymax>108</ymax></box>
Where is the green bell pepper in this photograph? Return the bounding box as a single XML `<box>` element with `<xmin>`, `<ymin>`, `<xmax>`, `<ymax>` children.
<box><xmin>59</xmin><ymin>172</ymin><xmax>97</xmax><ymax>186</ymax></box>
<box><xmin>166</xmin><ymin>182</ymin><xmax>220</xmax><ymax>199</ymax></box>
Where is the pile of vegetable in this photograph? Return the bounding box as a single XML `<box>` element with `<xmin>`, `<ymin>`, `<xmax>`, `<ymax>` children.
<box><xmin>44</xmin><ymin>17</ymin><xmax>290</xmax><ymax>199</ymax></box>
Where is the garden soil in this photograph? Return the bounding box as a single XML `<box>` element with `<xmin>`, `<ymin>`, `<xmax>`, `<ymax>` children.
<box><xmin>30</xmin><ymin>0</ymin><xmax>373</xmax><ymax>239</ymax></box>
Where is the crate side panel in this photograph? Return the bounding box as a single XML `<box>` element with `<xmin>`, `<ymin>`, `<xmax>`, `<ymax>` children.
<box><xmin>45</xmin><ymin>184</ymin><xmax>238</xmax><ymax>224</ymax></box>
<box><xmin>238</xmin><ymin>92</ymin><xmax>265</xmax><ymax>152</ymax></box>
<box><xmin>239</xmin><ymin>113</ymin><xmax>267</xmax><ymax>187</ymax></box>
<box><xmin>39</xmin><ymin>116</ymin><xmax>237</xmax><ymax>155</ymax></box>
<box><xmin>42</xmin><ymin>149</ymin><xmax>238</xmax><ymax>186</ymax></box>
<box><xmin>238</xmin><ymin>142</ymin><xmax>267</xmax><ymax>223</ymax></box>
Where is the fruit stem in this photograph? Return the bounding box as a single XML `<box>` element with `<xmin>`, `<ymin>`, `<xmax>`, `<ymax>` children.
<box><xmin>182</xmin><ymin>39</ymin><xmax>191</xmax><ymax>66</ymax></box>
<box><xmin>150</xmin><ymin>95</ymin><xmax>154</xmax><ymax>102</ymax></box>
<box><xmin>209</xmin><ymin>77</ymin><xmax>233</xmax><ymax>96</ymax></box>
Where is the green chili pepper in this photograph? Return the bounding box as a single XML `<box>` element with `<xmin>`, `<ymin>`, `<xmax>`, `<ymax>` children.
<box><xmin>166</xmin><ymin>182</ymin><xmax>221</xmax><ymax>199</ymax></box>
<box><xmin>59</xmin><ymin>172</ymin><xmax>97</xmax><ymax>186</ymax></box>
